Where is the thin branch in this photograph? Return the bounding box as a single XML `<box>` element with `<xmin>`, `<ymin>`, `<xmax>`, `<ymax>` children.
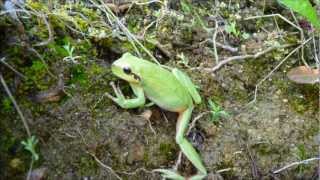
<box><xmin>214</xmin><ymin>41</ymin><xmax>238</xmax><ymax>52</ymax></box>
<box><xmin>117</xmin><ymin>167</ymin><xmax>154</xmax><ymax>175</ymax></box>
<box><xmin>87</xmin><ymin>152</ymin><xmax>122</xmax><ymax>180</ymax></box>
<box><xmin>147</xmin><ymin>118</ymin><xmax>157</xmax><ymax>135</ymax></box>
<box><xmin>187</xmin><ymin>111</ymin><xmax>211</xmax><ymax>135</ymax></box>
<box><xmin>26</xmin><ymin>158</ymin><xmax>34</xmax><ymax>180</ymax></box>
<box><xmin>136</xmin><ymin>36</ymin><xmax>171</xmax><ymax>58</ymax></box>
<box><xmin>89</xmin><ymin>0</ymin><xmax>160</xmax><ymax>65</ymax></box>
<box><xmin>134</xmin><ymin>0</ymin><xmax>163</xmax><ymax>5</ymax></box>
<box><xmin>197</xmin><ymin>44</ymin><xmax>294</xmax><ymax>73</ymax></box>
<box><xmin>1</xmin><ymin>8</ymin><xmax>53</xmax><ymax>47</ymax></box>
<box><xmin>244</xmin><ymin>14</ymin><xmax>303</xmax><ymax>34</ymax></box>
<box><xmin>33</xmin><ymin>13</ymin><xmax>53</xmax><ymax>47</ymax></box>
<box><xmin>0</xmin><ymin>73</ymin><xmax>31</xmax><ymax>137</ymax></box>
<box><xmin>289</xmin><ymin>10</ymin><xmax>307</xmax><ymax>67</ymax></box>
<box><xmin>200</xmin><ymin>39</ymin><xmax>238</xmax><ymax>53</ymax></box>
<box><xmin>250</xmin><ymin>37</ymin><xmax>312</xmax><ymax>104</ymax></box>
<box><xmin>313</xmin><ymin>34</ymin><xmax>320</xmax><ymax>64</ymax></box>
<box><xmin>212</xmin><ymin>20</ymin><xmax>219</xmax><ymax>64</ymax></box>
<box><xmin>273</xmin><ymin>157</ymin><xmax>320</xmax><ymax>174</ymax></box>
<box><xmin>244</xmin><ymin>13</ymin><xmax>306</xmax><ymax>65</ymax></box>
<box><xmin>27</xmin><ymin>47</ymin><xmax>56</xmax><ymax>79</ymax></box>
<box><xmin>0</xmin><ymin>57</ymin><xmax>27</xmax><ymax>79</ymax></box>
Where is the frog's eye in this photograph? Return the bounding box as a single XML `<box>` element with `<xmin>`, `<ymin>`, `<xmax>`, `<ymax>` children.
<box><xmin>123</xmin><ymin>67</ymin><xmax>131</xmax><ymax>74</ymax></box>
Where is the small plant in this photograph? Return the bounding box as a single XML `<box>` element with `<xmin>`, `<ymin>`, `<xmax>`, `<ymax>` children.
<box><xmin>293</xmin><ymin>144</ymin><xmax>309</xmax><ymax>173</ymax></box>
<box><xmin>241</xmin><ymin>32</ymin><xmax>250</xmax><ymax>40</ymax></box>
<box><xmin>63</xmin><ymin>42</ymin><xmax>81</xmax><ymax>64</ymax></box>
<box><xmin>21</xmin><ymin>136</ymin><xmax>39</xmax><ymax>161</ymax></box>
<box><xmin>177</xmin><ymin>53</ymin><xmax>190</xmax><ymax>67</ymax></box>
<box><xmin>208</xmin><ymin>100</ymin><xmax>229</xmax><ymax>122</ymax></box>
<box><xmin>225</xmin><ymin>21</ymin><xmax>240</xmax><ymax>37</ymax></box>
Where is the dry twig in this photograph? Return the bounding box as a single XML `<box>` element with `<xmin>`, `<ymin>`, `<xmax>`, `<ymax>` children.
<box><xmin>195</xmin><ymin>44</ymin><xmax>294</xmax><ymax>73</ymax></box>
<box><xmin>88</xmin><ymin>152</ymin><xmax>123</xmax><ymax>180</ymax></box>
<box><xmin>272</xmin><ymin>157</ymin><xmax>320</xmax><ymax>174</ymax></box>
<box><xmin>0</xmin><ymin>73</ymin><xmax>31</xmax><ymax>137</ymax></box>
<box><xmin>0</xmin><ymin>57</ymin><xmax>26</xmax><ymax>79</ymax></box>
<box><xmin>244</xmin><ymin>14</ymin><xmax>306</xmax><ymax>66</ymax></box>
<box><xmin>250</xmin><ymin>37</ymin><xmax>312</xmax><ymax>104</ymax></box>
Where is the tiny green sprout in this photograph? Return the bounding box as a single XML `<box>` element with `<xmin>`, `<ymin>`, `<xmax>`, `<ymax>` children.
<box><xmin>63</xmin><ymin>42</ymin><xmax>81</xmax><ymax>63</ymax></box>
<box><xmin>177</xmin><ymin>53</ymin><xmax>190</xmax><ymax>67</ymax></box>
<box><xmin>293</xmin><ymin>144</ymin><xmax>309</xmax><ymax>173</ymax></box>
<box><xmin>225</xmin><ymin>21</ymin><xmax>240</xmax><ymax>37</ymax></box>
<box><xmin>208</xmin><ymin>99</ymin><xmax>229</xmax><ymax>122</ymax></box>
<box><xmin>21</xmin><ymin>136</ymin><xmax>39</xmax><ymax>161</ymax></box>
<box><xmin>241</xmin><ymin>32</ymin><xmax>250</xmax><ymax>40</ymax></box>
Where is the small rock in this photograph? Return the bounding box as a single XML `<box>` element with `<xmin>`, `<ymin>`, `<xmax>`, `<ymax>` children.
<box><xmin>127</xmin><ymin>143</ymin><xmax>145</xmax><ymax>164</ymax></box>
<box><xmin>28</xmin><ymin>167</ymin><xmax>47</xmax><ymax>180</ymax></box>
<box><xmin>313</xmin><ymin>134</ymin><xmax>320</xmax><ymax>145</ymax></box>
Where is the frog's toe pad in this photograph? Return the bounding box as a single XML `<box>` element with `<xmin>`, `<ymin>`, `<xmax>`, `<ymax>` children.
<box><xmin>153</xmin><ymin>169</ymin><xmax>184</xmax><ymax>180</ymax></box>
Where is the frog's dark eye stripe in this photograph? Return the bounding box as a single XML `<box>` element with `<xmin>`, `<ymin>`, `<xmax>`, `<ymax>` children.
<box><xmin>123</xmin><ymin>67</ymin><xmax>131</xmax><ymax>74</ymax></box>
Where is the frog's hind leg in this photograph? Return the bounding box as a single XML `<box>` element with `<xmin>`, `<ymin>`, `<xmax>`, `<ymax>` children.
<box><xmin>175</xmin><ymin>106</ymin><xmax>207</xmax><ymax>179</ymax></box>
<box><xmin>154</xmin><ymin>106</ymin><xmax>207</xmax><ymax>180</ymax></box>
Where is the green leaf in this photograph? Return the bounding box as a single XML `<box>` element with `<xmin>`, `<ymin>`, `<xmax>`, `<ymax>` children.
<box><xmin>278</xmin><ymin>0</ymin><xmax>320</xmax><ymax>29</ymax></box>
<box><xmin>21</xmin><ymin>136</ymin><xmax>39</xmax><ymax>161</ymax></box>
<box><xmin>181</xmin><ymin>0</ymin><xmax>192</xmax><ymax>13</ymax></box>
<box><xmin>208</xmin><ymin>100</ymin><xmax>230</xmax><ymax>123</ymax></box>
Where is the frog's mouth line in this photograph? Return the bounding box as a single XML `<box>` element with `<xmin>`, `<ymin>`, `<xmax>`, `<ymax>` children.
<box><xmin>132</xmin><ymin>73</ymin><xmax>140</xmax><ymax>81</ymax></box>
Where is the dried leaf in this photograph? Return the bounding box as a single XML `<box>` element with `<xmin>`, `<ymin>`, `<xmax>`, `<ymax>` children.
<box><xmin>33</xmin><ymin>74</ymin><xmax>65</xmax><ymax>103</ymax></box>
<box><xmin>287</xmin><ymin>66</ymin><xmax>320</xmax><ymax>84</ymax></box>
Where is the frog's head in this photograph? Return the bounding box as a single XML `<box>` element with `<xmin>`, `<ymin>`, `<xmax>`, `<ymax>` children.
<box><xmin>111</xmin><ymin>53</ymin><xmax>141</xmax><ymax>84</ymax></box>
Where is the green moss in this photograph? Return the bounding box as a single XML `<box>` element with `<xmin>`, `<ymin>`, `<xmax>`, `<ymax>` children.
<box><xmin>143</xmin><ymin>151</ymin><xmax>150</xmax><ymax>164</ymax></box>
<box><xmin>253</xmin><ymin>143</ymin><xmax>283</xmax><ymax>156</ymax></box>
<box><xmin>27</xmin><ymin>0</ymin><xmax>49</xmax><ymax>11</ymax></box>
<box><xmin>0</xmin><ymin>133</ymin><xmax>16</xmax><ymax>153</ymax></box>
<box><xmin>159</xmin><ymin>142</ymin><xmax>177</xmax><ymax>161</ymax></box>
<box><xmin>70</xmin><ymin>65</ymin><xmax>89</xmax><ymax>87</ymax></box>
<box><xmin>78</xmin><ymin>155</ymin><xmax>98</xmax><ymax>176</ymax></box>
<box><xmin>2</xmin><ymin>97</ymin><xmax>13</xmax><ymax>112</ymax></box>
<box><xmin>276</xmin><ymin>80</ymin><xmax>319</xmax><ymax>114</ymax></box>
<box><xmin>289</xmin><ymin>98</ymin><xmax>308</xmax><ymax>113</ymax></box>
<box><xmin>88</xmin><ymin>63</ymin><xmax>104</xmax><ymax>76</ymax></box>
<box><xmin>23</xmin><ymin>60</ymin><xmax>50</xmax><ymax>90</ymax></box>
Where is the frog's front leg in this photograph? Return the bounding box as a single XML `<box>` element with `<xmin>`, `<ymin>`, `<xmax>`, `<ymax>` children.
<box><xmin>106</xmin><ymin>82</ymin><xmax>145</xmax><ymax>108</ymax></box>
<box><xmin>155</xmin><ymin>106</ymin><xmax>207</xmax><ymax>180</ymax></box>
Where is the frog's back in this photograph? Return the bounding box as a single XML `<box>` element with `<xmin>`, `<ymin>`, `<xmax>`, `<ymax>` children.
<box><xmin>137</xmin><ymin>61</ymin><xmax>193</xmax><ymax>112</ymax></box>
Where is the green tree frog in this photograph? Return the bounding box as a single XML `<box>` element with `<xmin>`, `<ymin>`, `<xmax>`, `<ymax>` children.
<box><xmin>106</xmin><ymin>52</ymin><xmax>207</xmax><ymax>180</ymax></box>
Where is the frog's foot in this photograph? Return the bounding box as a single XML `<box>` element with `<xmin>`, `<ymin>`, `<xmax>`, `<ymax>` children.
<box><xmin>153</xmin><ymin>169</ymin><xmax>184</xmax><ymax>180</ymax></box>
<box><xmin>105</xmin><ymin>81</ymin><xmax>128</xmax><ymax>106</ymax></box>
